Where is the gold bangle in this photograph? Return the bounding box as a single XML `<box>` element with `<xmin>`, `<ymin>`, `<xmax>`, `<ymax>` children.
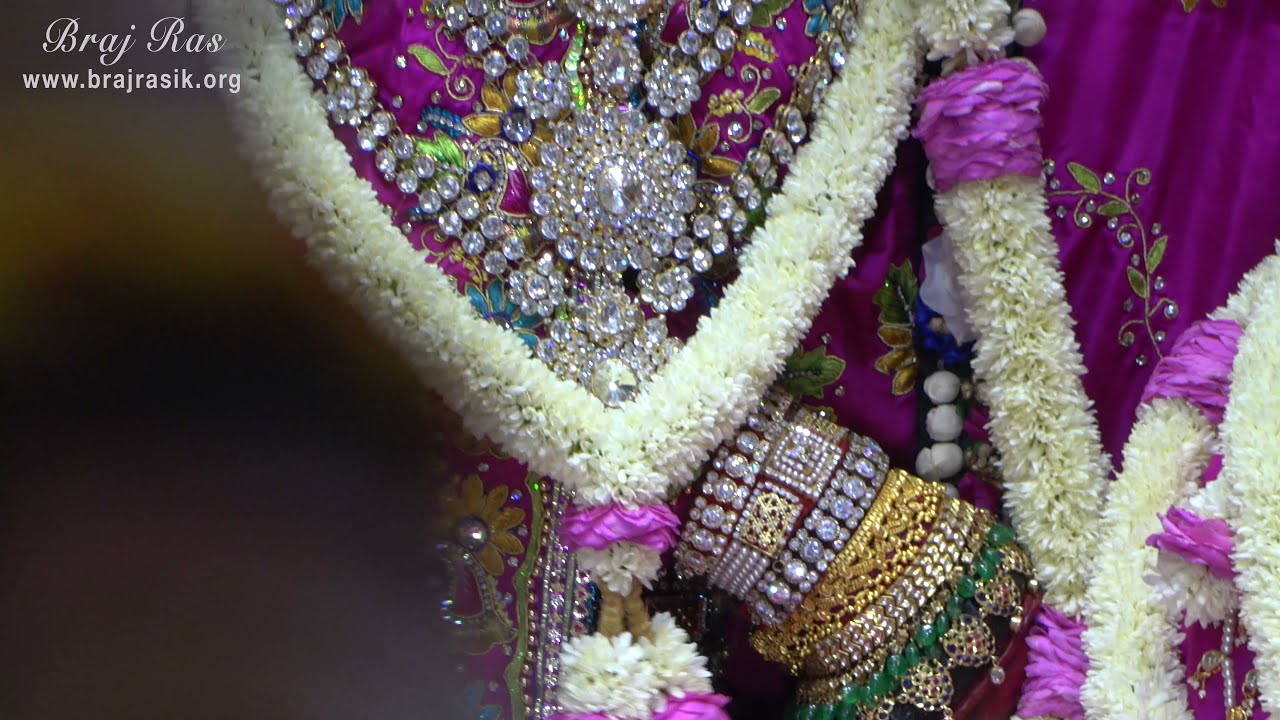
<box><xmin>749</xmin><ymin>470</ymin><xmax>946</xmax><ymax>670</ymax></box>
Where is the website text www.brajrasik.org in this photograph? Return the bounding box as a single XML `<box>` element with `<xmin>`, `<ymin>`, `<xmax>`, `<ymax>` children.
<box><xmin>24</xmin><ymin>68</ymin><xmax>241</xmax><ymax>94</ymax></box>
<box><xmin>27</xmin><ymin>16</ymin><xmax>240</xmax><ymax>94</ymax></box>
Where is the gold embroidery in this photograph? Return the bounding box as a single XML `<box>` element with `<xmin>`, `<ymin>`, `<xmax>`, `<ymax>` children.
<box><xmin>1182</xmin><ymin>0</ymin><xmax>1227</xmax><ymax>11</ymax></box>
<box><xmin>1047</xmin><ymin>161</ymin><xmax>1177</xmax><ymax>363</ymax></box>
<box><xmin>872</xmin><ymin>260</ymin><xmax>919</xmax><ymax>395</ymax></box>
<box><xmin>737</xmin><ymin>30</ymin><xmax>779</xmax><ymax>63</ymax></box>
<box><xmin>672</xmin><ymin>114</ymin><xmax>742</xmax><ymax>177</ymax></box>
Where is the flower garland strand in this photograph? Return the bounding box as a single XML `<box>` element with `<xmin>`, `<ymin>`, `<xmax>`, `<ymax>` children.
<box><xmin>1079</xmin><ymin>252</ymin><xmax>1280</xmax><ymax>720</ymax></box>
<box><xmin>198</xmin><ymin>0</ymin><xmax>924</xmax><ymax>716</ymax></box>
<box><xmin>1219</xmin><ymin>248</ymin><xmax>1280</xmax><ymax>717</ymax></box>
<box><xmin>197</xmin><ymin>0</ymin><xmax>923</xmax><ymax>523</ymax></box>
<box><xmin>1078</xmin><ymin>397</ymin><xmax>1213</xmax><ymax>720</ymax></box>
<box><xmin>931</xmin><ymin>171</ymin><xmax>1111</xmax><ymax>614</ymax></box>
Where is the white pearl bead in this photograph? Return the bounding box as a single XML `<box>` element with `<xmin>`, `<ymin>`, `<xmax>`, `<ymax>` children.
<box><xmin>926</xmin><ymin>404</ymin><xmax>964</xmax><ymax>442</ymax></box>
<box><xmin>1013</xmin><ymin>8</ymin><xmax>1047</xmax><ymax>47</ymax></box>
<box><xmin>915</xmin><ymin>443</ymin><xmax>964</xmax><ymax>480</ymax></box>
<box><xmin>923</xmin><ymin>370</ymin><xmax>961</xmax><ymax>404</ymax></box>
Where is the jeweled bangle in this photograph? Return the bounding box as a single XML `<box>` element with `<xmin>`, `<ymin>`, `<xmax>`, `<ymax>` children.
<box><xmin>800</xmin><ymin>498</ymin><xmax>988</xmax><ymax>678</ymax></box>
<box><xmin>748</xmin><ymin>469</ymin><xmax>947</xmax><ymax>666</ymax></box>
<box><xmin>674</xmin><ymin>393</ymin><xmax>890</xmax><ymax>625</ymax></box>
<box><xmin>791</xmin><ymin>530</ymin><xmax>1034</xmax><ymax>712</ymax></box>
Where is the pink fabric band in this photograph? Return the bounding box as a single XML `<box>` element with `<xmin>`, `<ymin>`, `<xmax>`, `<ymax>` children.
<box><xmin>1139</xmin><ymin>318</ymin><xmax>1242</xmax><ymax>427</ymax></box>
<box><xmin>561</xmin><ymin>502</ymin><xmax>680</xmax><ymax>552</ymax></box>
<box><xmin>914</xmin><ymin>59</ymin><xmax>1049</xmax><ymax>193</ymax></box>
<box><xmin>1015</xmin><ymin>604</ymin><xmax>1088</xmax><ymax>720</ymax></box>
<box><xmin>548</xmin><ymin>693</ymin><xmax>731</xmax><ymax>720</ymax></box>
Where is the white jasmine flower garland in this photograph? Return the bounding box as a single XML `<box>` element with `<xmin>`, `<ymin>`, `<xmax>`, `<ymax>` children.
<box><xmin>198</xmin><ymin>0</ymin><xmax>923</xmax><ymax>518</ymax></box>
<box><xmin>1079</xmin><ymin>398</ymin><xmax>1213</xmax><ymax>720</ymax></box>
<box><xmin>1082</xmin><ymin>252</ymin><xmax>1280</xmax><ymax>720</ymax></box>
<box><xmin>642</xmin><ymin>613</ymin><xmax>714</xmax><ymax>699</ymax></box>
<box><xmin>560</xmin><ymin>631</ymin><xmax>662</xmax><ymax>719</ymax></box>
<box><xmin>1144</xmin><ymin>550</ymin><xmax>1236</xmax><ymax>629</ymax></box>
<box><xmin>1145</xmin><ymin>472</ymin><xmax>1237</xmax><ymax>629</ymax></box>
<box><xmin>915</xmin><ymin>0</ymin><xmax>1014</xmax><ymax>65</ymax></box>
<box><xmin>557</xmin><ymin>612</ymin><xmax>712</xmax><ymax>720</ymax></box>
<box><xmin>575</xmin><ymin>542</ymin><xmax>664</xmax><ymax>595</ymax></box>
<box><xmin>1219</xmin><ymin>250</ymin><xmax>1280</xmax><ymax>717</ymax></box>
<box><xmin>200</xmin><ymin>3</ymin><xmax>926</xmax><ymax>717</ymax></box>
<box><xmin>936</xmin><ymin>174</ymin><xmax>1111</xmax><ymax>615</ymax></box>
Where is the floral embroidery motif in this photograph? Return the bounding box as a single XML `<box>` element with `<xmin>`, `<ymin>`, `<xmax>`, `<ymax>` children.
<box><xmin>1047</xmin><ymin>161</ymin><xmax>1176</xmax><ymax>363</ymax></box>
<box><xmin>802</xmin><ymin>0</ymin><xmax>834</xmax><ymax>36</ymax></box>
<box><xmin>736</xmin><ymin>31</ymin><xmax>778</xmax><ymax>64</ymax></box>
<box><xmin>432</xmin><ymin>473</ymin><xmax>526</xmax><ymax>655</ymax></box>
<box><xmin>458</xmin><ymin>681</ymin><xmax>503</xmax><ymax>720</ymax></box>
<box><xmin>324</xmin><ymin>0</ymin><xmax>364</xmax><ymax>29</ymax></box>
<box><xmin>873</xmin><ymin>260</ymin><xmax>920</xmax><ymax>395</ymax></box>
<box><xmin>779</xmin><ymin>345</ymin><xmax>846</xmax><ymax>399</ymax></box>
<box><xmin>673</xmin><ymin>114</ymin><xmax>742</xmax><ymax>176</ymax></box>
<box><xmin>461</xmin><ymin>80</ymin><xmax>553</xmax><ymax>167</ymax></box>
<box><xmin>467</xmin><ymin>280</ymin><xmax>543</xmax><ymax>348</ymax></box>
<box><xmin>1181</xmin><ymin>0</ymin><xmax>1227</xmax><ymax>11</ymax></box>
<box><xmin>437</xmin><ymin>474</ymin><xmax>527</xmax><ymax>576</ymax></box>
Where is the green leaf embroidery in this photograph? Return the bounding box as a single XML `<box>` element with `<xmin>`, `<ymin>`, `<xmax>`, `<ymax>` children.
<box><xmin>745</xmin><ymin>87</ymin><xmax>782</xmax><ymax>115</ymax></box>
<box><xmin>1097</xmin><ymin>200</ymin><xmax>1128</xmax><ymax>217</ymax></box>
<box><xmin>780</xmin><ymin>346</ymin><xmax>847</xmax><ymax>399</ymax></box>
<box><xmin>1127</xmin><ymin>266</ymin><xmax>1149</xmax><ymax>299</ymax></box>
<box><xmin>1067</xmin><ymin>162</ymin><xmax>1102</xmax><ymax>193</ymax></box>
<box><xmin>1148</xmin><ymin>236</ymin><xmax>1168</xmax><ymax>273</ymax></box>
<box><xmin>750</xmin><ymin>0</ymin><xmax>791</xmax><ymax>27</ymax></box>
<box><xmin>1147</xmin><ymin>236</ymin><xmax>1169</xmax><ymax>272</ymax></box>
<box><xmin>408</xmin><ymin>44</ymin><xmax>449</xmax><ymax>76</ymax></box>
<box><xmin>872</xmin><ymin>260</ymin><xmax>919</xmax><ymax>326</ymax></box>
<box><xmin>414</xmin><ymin>134</ymin><xmax>465</xmax><ymax>168</ymax></box>
<box><xmin>1182</xmin><ymin>0</ymin><xmax>1200</xmax><ymax>10</ymax></box>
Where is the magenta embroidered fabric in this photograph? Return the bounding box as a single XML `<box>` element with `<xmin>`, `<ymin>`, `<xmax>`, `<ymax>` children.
<box><xmin>913</xmin><ymin>59</ymin><xmax>1047</xmax><ymax>192</ymax></box>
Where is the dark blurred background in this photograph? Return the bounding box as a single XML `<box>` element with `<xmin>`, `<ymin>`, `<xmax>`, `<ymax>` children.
<box><xmin>1</xmin><ymin>3</ymin><xmax>462</xmax><ymax>718</ymax></box>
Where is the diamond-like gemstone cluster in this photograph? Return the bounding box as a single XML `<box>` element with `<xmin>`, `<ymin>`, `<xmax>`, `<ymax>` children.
<box><xmin>276</xmin><ymin>0</ymin><xmax>860</xmax><ymax>405</ymax></box>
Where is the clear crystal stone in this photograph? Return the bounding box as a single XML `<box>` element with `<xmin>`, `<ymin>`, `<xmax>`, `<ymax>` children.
<box><xmin>815</xmin><ymin>517</ymin><xmax>839</xmax><ymax>542</ymax></box>
<box><xmin>318</xmin><ymin>38</ymin><xmax>342</xmax><ymax>62</ymax></box>
<box><xmin>595</xmin><ymin>163</ymin><xmax>641</xmax><ymax>216</ymax></box>
<box><xmin>437</xmin><ymin>175</ymin><xmax>461</xmax><ymax>200</ymax></box>
<box><xmin>439</xmin><ymin>211</ymin><xmax>463</xmax><ymax>237</ymax></box>
<box><xmin>557</xmin><ymin>236</ymin><xmax>580</xmax><ymax>260</ymax></box>
<box><xmin>396</xmin><ymin>170</ymin><xmax>419</xmax><ymax>193</ymax></box>
<box><xmin>418</xmin><ymin>191</ymin><xmax>442</xmax><ymax>214</ymax></box>
<box><xmin>391</xmin><ymin>136</ymin><xmax>414</xmax><ymax>159</ymax></box>
<box><xmin>457</xmin><ymin>195</ymin><xmax>480</xmax><ymax>220</ymax></box>
<box><xmin>483</xmin><ymin>250</ymin><xmax>507</xmax><ymax>274</ymax></box>
<box><xmin>483</xmin><ymin>51</ymin><xmax>507</xmax><ymax>78</ymax></box>
<box><xmin>305</xmin><ymin>55</ymin><xmax>329</xmax><ymax>80</ymax></box>
<box><xmin>482</xmin><ymin>215</ymin><xmax>505</xmax><ymax>239</ymax></box>
<box><xmin>589</xmin><ymin>358</ymin><xmax>639</xmax><ymax>406</ymax></box>
<box><xmin>505</xmin><ymin>35</ymin><xmax>529</xmax><ymax>61</ymax></box>
<box><xmin>767</xmin><ymin>583</ymin><xmax>790</xmax><ymax>604</ymax></box>
<box><xmin>725</xmin><ymin>454</ymin><xmax>750</xmax><ymax>478</ymax></box>
<box><xmin>375</xmin><ymin>149</ymin><xmax>396</xmax><ymax>174</ymax></box>
<box><xmin>800</xmin><ymin>539</ymin><xmax>822</xmax><ymax>563</ymax></box>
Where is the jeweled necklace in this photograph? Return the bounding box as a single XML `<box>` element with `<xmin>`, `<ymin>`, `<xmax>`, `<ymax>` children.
<box><xmin>278</xmin><ymin>0</ymin><xmax>857</xmax><ymax>405</ymax></box>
